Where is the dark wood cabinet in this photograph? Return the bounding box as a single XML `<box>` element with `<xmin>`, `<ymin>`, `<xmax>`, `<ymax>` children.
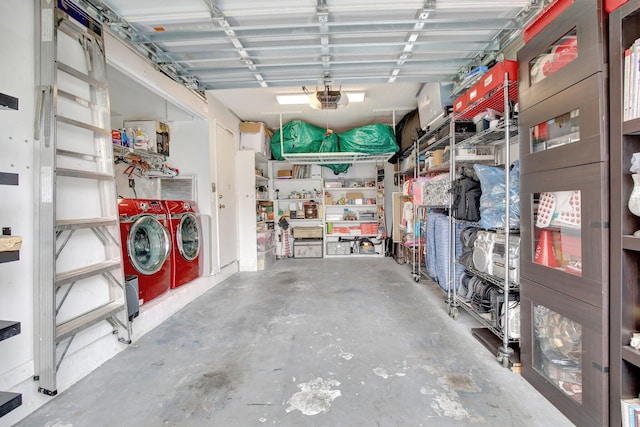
<box><xmin>609</xmin><ymin>2</ymin><xmax>640</xmax><ymax>426</ymax></box>
<box><xmin>517</xmin><ymin>0</ymin><xmax>607</xmax><ymax>112</ymax></box>
<box><xmin>517</xmin><ymin>1</ymin><xmax>609</xmax><ymax>425</ymax></box>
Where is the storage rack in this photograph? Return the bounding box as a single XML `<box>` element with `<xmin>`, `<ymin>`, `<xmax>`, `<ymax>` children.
<box><xmin>446</xmin><ymin>72</ymin><xmax>519</xmax><ymax>368</ymax></box>
<box><xmin>610</xmin><ymin>2</ymin><xmax>640</xmax><ymax>426</ymax></box>
<box><xmin>0</xmin><ymin>171</ymin><xmax>22</xmax><ymax>418</ymax></box>
<box><xmin>396</xmin><ymin>115</ymin><xmax>452</xmax><ymax>280</ymax></box>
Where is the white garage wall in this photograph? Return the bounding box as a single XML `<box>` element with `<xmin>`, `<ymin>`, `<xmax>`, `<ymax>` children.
<box><xmin>0</xmin><ymin>2</ymin><xmax>41</xmax><ymax>425</ymax></box>
<box><xmin>0</xmin><ymin>6</ymin><xmax>241</xmax><ymax>423</ymax></box>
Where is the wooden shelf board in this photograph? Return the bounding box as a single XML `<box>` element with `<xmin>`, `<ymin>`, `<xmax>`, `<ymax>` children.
<box><xmin>622</xmin><ymin>346</ymin><xmax>640</xmax><ymax>368</ymax></box>
<box><xmin>623</xmin><ymin>117</ymin><xmax>640</xmax><ymax>136</ymax></box>
<box><xmin>623</xmin><ymin>235</ymin><xmax>640</xmax><ymax>251</ymax></box>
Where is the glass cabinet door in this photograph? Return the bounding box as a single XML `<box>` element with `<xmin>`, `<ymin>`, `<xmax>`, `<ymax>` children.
<box><xmin>529</xmin><ymin>28</ymin><xmax>578</xmax><ymax>85</ymax></box>
<box><xmin>533</xmin><ymin>304</ymin><xmax>583</xmax><ymax>404</ymax></box>
<box><xmin>533</xmin><ymin>191</ymin><xmax>582</xmax><ymax>276</ymax></box>
<box><xmin>520</xmin><ymin>163</ymin><xmax>607</xmax><ymax>309</ymax></box>
<box><xmin>531</xmin><ymin>109</ymin><xmax>580</xmax><ymax>153</ymax></box>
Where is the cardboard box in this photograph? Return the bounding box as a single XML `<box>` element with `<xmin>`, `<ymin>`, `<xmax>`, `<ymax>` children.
<box><xmin>240</xmin><ymin>121</ymin><xmax>272</xmax><ymax>157</ymax></box>
<box><xmin>293</xmin><ymin>226</ymin><xmax>323</xmax><ymax>239</ymax></box>
<box><xmin>123</xmin><ymin>120</ymin><xmax>170</xmax><ymax>155</ymax></box>
<box><xmin>277</xmin><ymin>169</ymin><xmax>293</xmax><ymax>178</ymax></box>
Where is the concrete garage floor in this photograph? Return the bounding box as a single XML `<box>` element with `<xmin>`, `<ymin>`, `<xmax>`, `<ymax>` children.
<box><xmin>18</xmin><ymin>258</ymin><xmax>574</xmax><ymax>427</ymax></box>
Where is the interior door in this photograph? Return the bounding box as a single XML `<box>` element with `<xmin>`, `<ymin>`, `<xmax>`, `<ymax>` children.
<box><xmin>215</xmin><ymin>123</ymin><xmax>238</xmax><ymax>268</ymax></box>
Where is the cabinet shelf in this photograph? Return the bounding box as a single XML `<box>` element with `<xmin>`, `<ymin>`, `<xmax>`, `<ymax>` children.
<box><xmin>623</xmin><ymin>235</ymin><xmax>640</xmax><ymax>251</ymax></box>
<box><xmin>623</xmin><ymin>117</ymin><xmax>640</xmax><ymax>136</ymax></box>
<box><xmin>0</xmin><ymin>172</ymin><xmax>18</xmax><ymax>186</ymax></box>
<box><xmin>0</xmin><ymin>320</ymin><xmax>21</xmax><ymax>342</ymax></box>
<box><xmin>0</xmin><ymin>251</ymin><xmax>19</xmax><ymax>264</ymax></box>
<box><xmin>622</xmin><ymin>346</ymin><xmax>640</xmax><ymax>369</ymax></box>
<box><xmin>0</xmin><ymin>391</ymin><xmax>21</xmax><ymax>418</ymax></box>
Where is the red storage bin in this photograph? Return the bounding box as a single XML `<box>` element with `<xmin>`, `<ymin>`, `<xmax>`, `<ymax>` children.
<box><xmin>454</xmin><ymin>61</ymin><xmax>518</xmax><ymax>114</ymax></box>
<box><xmin>605</xmin><ymin>0</ymin><xmax>629</xmax><ymax>12</ymax></box>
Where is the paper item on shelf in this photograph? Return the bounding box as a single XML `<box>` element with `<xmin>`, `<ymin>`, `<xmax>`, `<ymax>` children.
<box><xmin>0</xmin><ymin>236</ymin><xmax>22</xmax><ymax>252</ymax></box>
<box><xmin>536</xmin><ymin>192</ymin><xmax>556</xmax><ymax>228</ymax></box>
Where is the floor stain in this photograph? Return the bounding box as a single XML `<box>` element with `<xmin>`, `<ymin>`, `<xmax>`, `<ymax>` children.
<box><xmin>440</xmin><ymin>373</ymin><xmax>481</xmax><ymax>393</ymax></box>
<box><xmin>285</xmin><ymin>377</ymin><xmax>341</xmax><ymax>416</ymax></box>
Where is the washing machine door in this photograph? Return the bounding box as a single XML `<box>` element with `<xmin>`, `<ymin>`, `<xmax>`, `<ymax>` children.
<box><xmin>127</xmin><ymin>215</ymin><xmax>171</xmax><ymax>275</ymax></box>
<box><xmin>177</xmin><ymin>213</ymin><xmax>200</xmax><ymax>261</ymax></box>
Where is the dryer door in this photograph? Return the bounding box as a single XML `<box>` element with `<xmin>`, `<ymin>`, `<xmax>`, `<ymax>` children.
<box><xmin>127</xmin><ymin>215</ymin><xmax>171</xmax><ymax>275</ymax></box>
<box><xmin>177</xmin><ymin>213</ymin><xmax>200</xmax><ymax>261</ymax></box>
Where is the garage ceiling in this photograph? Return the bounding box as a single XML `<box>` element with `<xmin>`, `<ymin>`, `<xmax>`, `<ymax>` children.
<box><xmin>84</xmin><ymin>0</ymin><xmax>540</xmax><ymax>131</ymax></box>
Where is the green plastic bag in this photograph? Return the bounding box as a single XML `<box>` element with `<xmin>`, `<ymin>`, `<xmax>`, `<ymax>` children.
<box><xmin>337</xmin><ymin>124</ymin><xmax>399</xmax><ymax>154</ymax></box>
<box><xmin>270</xmin><ymin>120</ymin><xmax>325</xmax><ymax>160</ymax></box>
<box><xmin>319</xmin><ymin>132</ymin><xmax>350</xmax><ymax>175</ymax></box>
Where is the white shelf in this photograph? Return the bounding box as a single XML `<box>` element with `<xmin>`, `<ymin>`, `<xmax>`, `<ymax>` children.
<box><xmin>325</xmin><ymin>204</ymin><xmax>376</xmax><ymax>207</ymax></box>
<box><xmin>324</xmin><ymin>186</ymin><xmax>377</xmax><ymax>191</ymax></box>
<box><xmin>278</xmin><ymin>198</ymin><xmax>323</xmax><ymax>202</ymax></box>
<box><xmin>326</xmin><ymin>233</ymin><xmax>378</xmax><ymax>238</ymax></box>
<box><xmin>282</xmin><ymin>151</ymin><xmax>395</xmax><ymax>165</ymax></box>
<box><xmin>273</xmin><ymin>178</ymin><xmax>322</xmax><ymax>182</ymax></box>
<box><xmin>326</xmin><ymin>220</ymin><xmax>377</xmax><ymax>223</ymax></box>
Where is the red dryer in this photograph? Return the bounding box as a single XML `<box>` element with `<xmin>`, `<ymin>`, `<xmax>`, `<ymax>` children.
<box><xmin>118</xmin><ymin>199</ymin><xmax>172</xmax><ymax>304</ymax></box>
<box><xmin>164</xmin><ymin>200</ymin><xmax>202</xmax><ymax>288</ymax></box>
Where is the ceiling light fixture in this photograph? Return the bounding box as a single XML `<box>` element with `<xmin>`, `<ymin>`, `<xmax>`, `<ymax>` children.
<box><xmin>276</xmin><ymin>91</ymin><xmax>366</xmax><ymax>106</ymax></box>
<box><xmin>307</xmin><ymin>86</ymin><xmax>349</xmax><ymax>110</ymax></box>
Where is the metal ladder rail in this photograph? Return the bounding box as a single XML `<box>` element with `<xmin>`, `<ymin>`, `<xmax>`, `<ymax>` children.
<box><xmin>34</xmin><ymin>1</ymin><xmax>131</xmax><ymax>396</ymax></box>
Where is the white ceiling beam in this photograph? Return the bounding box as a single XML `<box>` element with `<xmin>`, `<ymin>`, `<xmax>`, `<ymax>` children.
<box><xmin>202</xmin><ymin>0</ymin><xmax>267</xmax><ymax>87</ymax></box>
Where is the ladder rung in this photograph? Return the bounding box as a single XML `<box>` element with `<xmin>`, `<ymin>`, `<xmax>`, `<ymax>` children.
<box><xmin>56</xmin><ymin>115</ymin><xmax>110</xmax><ymax>136</ymax></box>
<box><xmin>55</xmin><ymin>260</ymin><xmax>121</xmax><ymax>287</ymax></box>
<box><xmin>58</xmin><ymin>89</ymin><xmax>98</xmax><ymax>110</ymax></box>
<box><xmin>56</xmin><ymin>218</ymin><xmax>118</xmax><ymax>230</ymax></box>
<box><xmin>56</xmin><ymin>168</ymin><xmax>113</xmax><ymax>180</ymax></box>
<box><xmin>56</xmin><ymin>61</ymin><xmax>107</xmax><ymax>89</ymax></box>
<box><xmin>56</xmin><ymin>301</ymin><xmax>125</xmax><ymax>342</ymax></box>
<box><xmin>57</xmin><ymin>148</ymin><xmax>99</xmax><ymax>162</ymax></box>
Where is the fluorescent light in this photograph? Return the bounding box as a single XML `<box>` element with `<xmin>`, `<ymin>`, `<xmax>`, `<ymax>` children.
<box><xmin>276</xmin><ymin>92</ymin><xmax>366</xmax><ymax>105</ymax></box>
<box><xmin>276</xmin><ymin>94</ymin><xmax>310</xmax><ymax>105</ymax></box>
<box><xmin>346</xmin><ymin>92</ymin><xmax>365</xmax><ymax>103</ymax></box>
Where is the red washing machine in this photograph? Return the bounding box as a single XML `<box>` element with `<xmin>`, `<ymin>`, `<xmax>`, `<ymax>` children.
<box><xmin>164</xmin><ymin>200</ymin><xmax>202</xmax><ymax>288</ymax></box>
<box><xmin>118</xmin><ymin>199</ymin><xmax>172</xmax><ymax>305</ymax></box>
